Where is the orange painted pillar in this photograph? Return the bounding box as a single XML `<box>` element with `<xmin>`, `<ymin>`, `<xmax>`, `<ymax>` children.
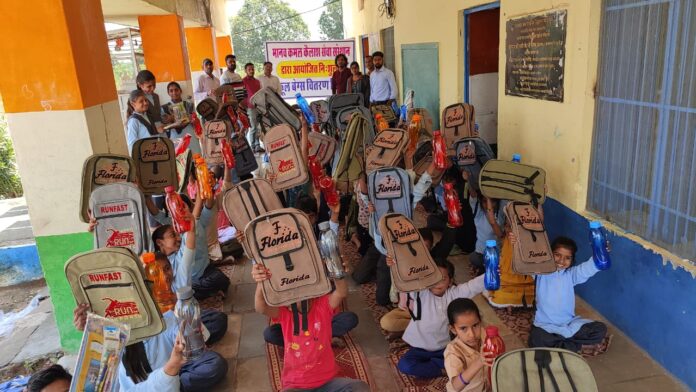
<box><xmin>0</xmin><ymin>0</ymin><xmax>126</xmax><ymax>351</ymax></box>
<box><xmin>185</xmin><ymin>27</ymin><xmax>219</xmax><ymax>86</ymax></box>
<box><xmin>139</xmin><ymin>14</ymin><xmax>193</xmax><ymax>99</ymax></box>
<box><xmin>216</xmin><ymin>35</ymin><xmax>234</xmax><ymax>69</ymax></box>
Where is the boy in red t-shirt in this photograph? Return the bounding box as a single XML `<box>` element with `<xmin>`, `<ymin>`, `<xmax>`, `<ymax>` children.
<box><xmin>252</xmin><ymin>262</ymin><xmax>369</xmax><ymax>391</ymax></box>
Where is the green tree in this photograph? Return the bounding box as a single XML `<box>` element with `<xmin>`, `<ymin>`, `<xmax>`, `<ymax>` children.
<box><xmin>231</xmin><ymin>0</ymin><xmax>310</xmax><ymax>69</ymax></box>
<box><xmin>318</xmin><ymin>0</ymin><xmax>344</xmax><ymax>40</ymax></box>
<box><xmin>0</xmin><ymin>114</ymin><xmax>23</xmax><ymax>199</ymax></box>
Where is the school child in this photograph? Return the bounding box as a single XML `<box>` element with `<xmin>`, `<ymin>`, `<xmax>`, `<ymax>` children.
<box><xmin>125</xmin><ymin>89</ymin><xmax>164</xmax><ymax>154</ymax></box>
<box><xmin>252</xmin><ymin>253</ymin><xmax>369</xmax><ymax>391</ymax></box>
<box><xmin>444</xmin><ymin>298</ymin><xmax>494</xmax><ymax>392</ymax></box>
<box><xmin>462</xmin><ymin>171</ymin><xmax>505</xmax><ymax>276</ymax></box>
<box><xmin>393</xmin><ymin>258</ymin><xmax>486</xmax><ymax>379</ymax></box>
<box><xmin>349</xmin><ymin>173</ymin><xmax>372</xmax><ymax>256</ymax></box>
<box><xmin>161</xmin><ymin>81</ymin><xmax>201</xmax><ymax>155</ymax></box>
<box><xmin>25</xmin><ymin>364</ymin><xmax>72</xmax><ymax>392</ymax></box>
<box><xmin>135</xmin><ymin>70</ymin><xmax>164</xmax><ymax>127</ymax></box>
<box><xmin>527</xmin><ymin>236</ymin><xmax>609</xmax><ymax>354</ymax></box>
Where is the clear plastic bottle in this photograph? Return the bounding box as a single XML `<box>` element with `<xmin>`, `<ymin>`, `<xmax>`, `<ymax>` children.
<box><xmin>174</xmin><ymin>286</ymin><xmax>206</xmax><ymax>361</ymax></box>
<box><xmin>142</xmin><ymin>252</ymin><xmax>176</xmax><ymax>313</ymax></box>
<box><xmin>432</xmin><ymin>130</ymin><xmax>448</xmax><ymax>169</ymax></box>
<box><xmin>295</xmin><ymin>93</ymin><xmax>316</xmax><ymax>124</ymax></box>
<box><xmin>484</xmin><ymin>240</ymin><xmax>500</xmax><ymax>290</ymax></box>
<box><xmin>589</xmin><ymin>221</ymin><xmax>611</xmax><ymax>270</ymax></box>
<box><xmin>165</xmin><ymin>186</ymin><xmax>192</xmax><ymax>233</ymax></box>
<box><xmin>318</xmin><ymin>222</ymin><xmax>345</xmax><ymax>279</ymax></box>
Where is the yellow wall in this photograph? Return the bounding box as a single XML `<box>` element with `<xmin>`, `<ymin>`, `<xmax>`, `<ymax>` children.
<box><xmin>184</xmin><ymin>27</ymin><xmax>218</xmax><ymax>72</ymax></box>
<box><xmin>216</xmin><ymin>36</ymin><xmax>233</xmax><ymax>68</ymax></box>
<box><xmin>343</xmin><ymin>0</ymin><xmax>601</xmax><ymax>211</ymax></box>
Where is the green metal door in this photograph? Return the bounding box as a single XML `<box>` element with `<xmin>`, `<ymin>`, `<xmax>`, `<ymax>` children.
<box><xmin>401</xmin><ymin>43</ymin><xmax>440</xmax><ymax>129</ymax></box>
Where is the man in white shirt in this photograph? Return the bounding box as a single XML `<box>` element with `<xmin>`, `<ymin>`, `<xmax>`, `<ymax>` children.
<box><xmin>369</xmin><ymin>51</ymin><xmax>397</xmax><ymax>104</ymax></box>
<box><xmin>194</xmin><ymin>58</ymin><xmax>220</xmax><ymax>103</ymax></box>
<box><xmin>257</xmin><ymin>61</ymin><xmax>282</xmax><ymax>95</ymax></box>
<box><xmin>221</xmin><ymin>54</ymin><xmax>242</xmax><ymax>84</ymax></box>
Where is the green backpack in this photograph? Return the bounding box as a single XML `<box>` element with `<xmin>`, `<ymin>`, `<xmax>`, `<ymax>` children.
<box><xmin>333</xmin><ymin>114</ymin><xmax>374</xmax><ymax>193</ymax></box>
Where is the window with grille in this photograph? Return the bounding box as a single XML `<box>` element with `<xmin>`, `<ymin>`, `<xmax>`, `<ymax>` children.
<box><xmin>588</xmin><ymin>0</ymin><xmax>696</xmax><ymax>260</ymax></box>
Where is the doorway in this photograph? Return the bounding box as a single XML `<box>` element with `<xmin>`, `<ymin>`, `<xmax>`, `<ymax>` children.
<box><xmin>464</xmin><ymin>3</ymin><xmax>500</xmax><ymax>148</ymax></box>
<box><xmin>402</xmin><ymin>43</ymin><xmax>440</xmax><ymax>129</ymax></box>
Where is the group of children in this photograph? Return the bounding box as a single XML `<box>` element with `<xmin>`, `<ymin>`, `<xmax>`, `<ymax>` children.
<box><xmin>54</xmin><ymin>59</ymin><xmax>614</xmax><ymax>392</ymax></box>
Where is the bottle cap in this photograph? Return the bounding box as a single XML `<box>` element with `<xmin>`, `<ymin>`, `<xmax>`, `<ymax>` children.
<box><xmin>433</xmin><ymin>130</ymin><xmax>441</xmax><ymax>136</ymax></box>
<box><xmin>412</xmin><ymin>114</ymin><xmax>421</xmax><ymax>121</ymax></box>
<box><xmin>443</xmin><ymin>182</ymin><xmax>454</xmax><ymax>190</ymax></box>
<box><xmin>164</xmin><ymin>186</ymin><xmax>175</xmax><ymax>193</ymax></box>
<box><xmin>295</xmin><ymin>92</ymin><xmax>302</xmax><ymax>99</ymax></box>
<box><xmin>485</xmin><ymin>239</ymin><xmax>497</xmax><ymax>248</ymax></box>
<box><xmin>512</xmin><ymin>153</ymin><xmax>521</xmax><ymax>161</ymax></box>
<box><xmin>192</xmin><ymin>153</ymin><xmax>201</xmax><ymax>159</ymax></box>
<box><xmin>485</xmin><ymin>325</ymin><xmax>499</xmax><ymax>337</ymax></box>
<box><xmin>589</xmin><ymin>221</ymin><xmax>602</xmax><ymax>229</ymax></box>
<box><xmin>141</xmin><ymin>252</ymin><xmax>155</xmax><ymax>264</ymax></box>
<box><xmin>318</xmin><ymin>221</ymin><xmax>330</xmax><ymax>231</ymax></box>
<box><xmin>176</xmin><ymin>286</ymin><xmax>194</xmax><ymax>300</ymax></box>
<box><xmin>375</xmin><ymin>114</ymin><xmax>383</xmax><ymax>119</ymax></box>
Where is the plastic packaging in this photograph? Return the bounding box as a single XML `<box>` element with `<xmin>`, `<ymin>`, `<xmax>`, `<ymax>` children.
<box><xmin>295</xmin><ymin>93</ymin><xmax>316</xmax><ymax>124</ymax></box>
<box><xmin>400</xmin><ymin>105</ymin><xmax>408</xmax><ymax>123</ymax></box>
<box><xmin>483</xmin><ymin>325</ymin><xmax>506</xmax><ymax>385</ymax></box>
<box><xmin>319</xmin><ymin>176</ymin><xmax>339</xmax><ymax>207</ymax></box>
<box><xmin>165</xmin><ymin>186</ymin><xmax>193</xmax><ymax>234</ymax></box>
<box><xmin>375</xmin><ymin>114</ymin><xmax>389</xmax><ymax>133</ymax></box>
<box><xmin>432</xmin><ymin>130</ymin><xmax>448</xmax><ymax>169</ymax></box>
<box><xmin>443</xmin><ymin>182</ymin><xmax>463</xmax><ymax>227</ymax></box>
<box><xmin>318</xmin><ymin>222</ymin><xmax>345</xmax><ymax>279</ymax></box>
<box><xmin>221</xmin><ymin>92</ymin><xmax>230</xmax><ymax>103</ymax></box>
<box><xmin>589</xmin><ymin>221</ymin><xmax>611</xmax><ymax>270</ymax></box>
<box><xmin>483</xmin><ymin>240</ymin><xmax>500</xmax><ymax>290</ymax></box>
<box><xmin>191</xmin><ymin>112</ymin><xmax>203</xmax><ymax>137</ymax></box>
<box><xmin>175</xmin><ymin>134</ymin><xmax>192</xmax><ymax>156</ymax></box>
<box><xmin>221</xmin><ymin>138</ymin><xmax>236</xmax><ymax>169</ymax></box>
<box><xmin>194</xmin><ymin>156</ymin><xmax>214</xmax><ymax>200</ymax></box>
<box><xmin>237</xmin><ymin>109</ymin><xmax>251</xmax><ymax>130</ymax></box>
<box><xmin>142</xmin><ymin>252</ymin><xmax>176</xmax><ymax>313</ymax></box>
<box><xmin>391</xmin><ymin>100</ymin><xmax>399</xmax><ymax>116</ymax></box>
<box><xmin>512</xmin><ymin>153</ymin><xmax>521</xmax><ymax>163</ymax></box>
<box><xmin>407</xmin><ymin>114</ymin><xmax>421</xmax><ymax>152</ymax></box>
<box><xmin>174</xmin><ymin>286</ymin><xmax>206</xmax><ymax>361</ymax></box>
<box><xmin>308</xmin><ymin>155</ymin><xmax>324</xmax><ymax>188</ymax></box>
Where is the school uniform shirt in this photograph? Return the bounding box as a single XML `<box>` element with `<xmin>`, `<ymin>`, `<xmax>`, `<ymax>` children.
<box><xmin>117</xmin><ymin>311</ymin><xmax>180</xmax><ymax>391</ymax></box>
<box><xmin>278</xmin><ymin>295</ymin><xmax>337</xmax><ymax>389</ymax></box>
<box><xmin>444</xmin><ymin>336</ymin><xmax>488</xmax><ymax>392</ymax></box>
<box><xmin>221</xmin><ymin>69</ymin><xmax>242</xmax><ymax>85</ymax></box>
<box><xmin>534</xmin><ymin>258</ymin><xmax>600</xmax><ymax>338</ymax></box>
<box><xmin>258</xmin><ymin>74</ymin><xmax>282</xmax><ymax>95</ymax></box>
<box><xmin>126</xmin><ymin>112</ymin><xmax>157</xmax><ymax>155</ymax></box>
<box><xmin>369</xmin><ymin>66</ymin><xmax>397</xmax><ymax>102</ymax></box>
<box><xmin>166</xmin><ymin>231</ymin><xmax>195</xmax><ymax>294</ymax></box>
<box><xmin>469</xmin><ymin>197</ymin><xmax>506</xmax><ymax>254</ymax></box>
<box><xmin>191</xmin><ymin>207</ymin><xmax>216</xmax><ymax>282</ymax></box>
<box><xmin>402</xmin><ymin>275</ymin><xmax>486</xmax><ymax>352</ymax></box>
<box><xmin>194</xmin><ymin>73</ymin><xmax>220</xmax><ymax>103</ymax></box>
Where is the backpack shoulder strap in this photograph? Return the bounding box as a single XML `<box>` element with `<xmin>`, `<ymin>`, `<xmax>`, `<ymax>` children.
<box><xmin>130</xmin><ymin>114</ymin><xmax>157</xmax><ymax>136</ymax></box>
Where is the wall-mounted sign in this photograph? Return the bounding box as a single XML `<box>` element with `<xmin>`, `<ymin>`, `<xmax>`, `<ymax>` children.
<box><xmin>505</xmin><ymin>10</ymin><xmax>567</xmax><ymax>102</ymax></box>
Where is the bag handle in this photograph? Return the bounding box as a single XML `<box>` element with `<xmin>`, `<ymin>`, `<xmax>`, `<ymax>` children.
<box><xmin>291</xmin><ymin>300</ymin><xmax>309</xmax><ymax>335</ymax></box>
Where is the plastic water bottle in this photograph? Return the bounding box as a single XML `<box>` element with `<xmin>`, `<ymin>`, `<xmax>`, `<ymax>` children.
<box><xmin>589</xmin><ymin>221</ymin><xmax>611</xmax><ymax>270</ymax></box>
<box><xmin>483</xmin><ymin>326</ymin><xmax>506</xmax><ymax>385</ymax></box>
<box><xmin>512</xmin><ymin>153</ymin><xmax>521</xmax><ymax>163</ymax></box>
<box><xmin>191</xmin><ymin>112</ymin><xmax>203</xmax><ymax>137</ymax></box>
<box><xmin>400</xmin><ymin>105</ymin><xmax>408</xmax><ymax>123</ymax></box>
<box><xmin>220</xmin><ymin>138</ymin><xmax>235</xmax><ymax>169</ymax></box>
<box><xmin>443</xmin><ymin>182</ymin><xmax>463</xmax><ymax>227</ymax></box>
<box><xmin>375</xmin><ymin>114</ymin><xmax>389</xmax><ymax>132</ymax></box>
<box><xmin>295</xmin><ymin>93</ymin><xmax>315</xmax><ymax>124</ymax></box>
<box><xmin>175</xmin><ymin>134</ymin><xmax>191</xmax><ymax>156</ymax></box>
<box><xmin>174</xmin><ymin>286</ymin><xmax>206</xmax><ymax>361</ymax></box>
<box><xmin>432</xmin><ymin>130</ymin><xmax>448</xmax><ymax>169</ymax></box>
<box><xmin>193</xmin><ymin>155</ymin><xmax>213</xmax><ymax>200</ymax></box>
<box><xmin>142</xmin><ymin>252</ymin><xmax>176</xmax><ymax>313</ymax></box>
<box><xmin>483</xmin><ymin>240</ymin><xmax>500</xmax><ymax>290</ymax></box>
<box><xmin>308</xmin><ymin>155</ymin><xmax>324</xmax><ymax>188</ymax></box>
<box><xmin>407</xmin><ymin>114</ymin><xmax>421</xmax><ymax>153</ymax></box>
<box><xmin>318</xmin><ymin>222</ymin><xmax>345</xmax><ymax>279</ymax></box>
<box><xmin>319</xmin><ymin>176</ymin><xmax>339</xmax><ymax>207</ymax></box>
<box><xmin>391</xmin><ymin>101</ymin><xmax>399</xmax><ymax>116</ymax></box>
<box><xmin>165</xmin><ymin>186</ymin><xmax>192</xmax><ymax>233</ymax></box>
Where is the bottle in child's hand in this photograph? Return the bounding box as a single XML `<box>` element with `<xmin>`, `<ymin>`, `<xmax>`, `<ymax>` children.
<box><xmin>295</xmin><ymin>93</ymin><xmax>316</xmax><ymax>124</ymax></box>
<box><xmin>175</xmin><ymin>286</ymin><xmax>206</xmax><ymax>361</ymax></box>
<box><xmin>483</xmin><ymin>240</ymin><xmax>500</xmax><ymax>290</ymax></box>
<box><xmin>220</xmin><ymin>139</ymin><xmax>236</xmax><ymax>169</ymax></box>
<box><xmin>175</xmin><ymin>134</ymin><xmax>192</xmax><ymax>156</ymax></box>
<box><xmin>589</xmin><ymin>221</ymin><xmax>611</xmax><ymax>270</ymax></box>
<box><xmin>319</xmin><ymin>176</ymin><xmax>339</xmax><ymax>207</ymax></box>
<box><xmin>483</xmin><ymin>326</ymin><xmax>505</xmax><ymax>385</ymax></box>
<box><xmin>142</xmin><ymin>252</ymin><xmax>177</xmax><ymax>313</ymax></box>
<box><xmin>165</xmin><ymin>186</ymin><xmax>193</xmax><ymax>234</ymax></box>
<box><xmin>432</xmin><ymin>130</ymin><xmax>448</xmax><ymax>169</ymax></box>
<box><xmin>375</xmin><ymin>114</ymin><xmax>388</xmax><ymax>133</ymax></box>
<box><xmin>443</xmin><ymin>181</ymin><xmax>463</xmax><ymax>227</ymax></box>
<box><xmin>318</xmin><ymin>222</ymin><xmax>345</xmax><ymax>279</ymax></box>
<box><xmin>407</xmin><ymin>114</ymin><xmax>421</xmax><ymax>153</ymax></box>
<box><xmin>191</xmin><ymin>113</ymin><xmax>203</xmax><ymax>137</ymax></box>
<box><xmin>308</xmin><ymin>155</ymin><xmax>324</xmax><ymax>188</ymax></box>
<box><xmin>194</xmin><ymin>156</ymin><xmax>214</xmax><ymax>200</ymax></box>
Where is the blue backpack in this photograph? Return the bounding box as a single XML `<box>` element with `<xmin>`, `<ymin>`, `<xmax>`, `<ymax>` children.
<box><xmin>368</xmin><ymin>166</ymin><xmax>413</xmax><ymax>232</ymax></box>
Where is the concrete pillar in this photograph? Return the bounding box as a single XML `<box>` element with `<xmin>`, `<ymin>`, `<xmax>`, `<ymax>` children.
<box><xmin>138</xmin><ymin>14</ymin><xmax>194</xmax><ymax>100</ymax></box>
<box><xmin>0</xmin><ymin>0</ymin><xmax>125</xmax><ymax>351</ymax></box>
<box><xmin>216</xmin><ymin>35</ymin><xmax>234</xmax><ymax>69</ymax></box>
<box><xmin>185</xmin><ymin>27</ymin><xmax>219</xmax><ymax>82</ymax></box>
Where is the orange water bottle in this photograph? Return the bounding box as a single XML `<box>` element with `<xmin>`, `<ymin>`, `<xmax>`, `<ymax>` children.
<box><xmin>142</xmin><ymin>252</ymin><xmax>177</xmax><ymax>313</ymax></box>
<box><xmin>432</xmin><ymin>130</ymin><xmax>448</xmax><ymax>169</ymax></box>
<box><xmin>407</xmin><ymin>114</ymin><xmax>421</xmax><ymax>152</ymax></box>
<box><xmin>194</xmin><ymin>155</ymin><xmax>213</xmax><ymax>200</ymax></box>
<box><xmin>375</xmin><ymin>114</ymin><xmax>388</xmax><ymax>132</ymax></box>
<box><xmin>165</xmin><ymin>186</ymin><xmax>192</xmax><ymax>233</ymax></box>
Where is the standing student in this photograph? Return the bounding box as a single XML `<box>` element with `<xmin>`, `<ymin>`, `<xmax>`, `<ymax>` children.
<box><xmin>347</xmin><ymin>61</ymin><xmax>370</xmax><ymax>107</ymax></box>
<box><xmin>258</xmin><ymin>61</ymin><xmax>282</xmax><ymax>95</ymax></box>
<box><xmin>331</xmin><ymin>54</ymin><xmax>351</xmax><ymax>95</ymax></box>
<box><xmin>161</xmin><ymin>81</ymin><xmax>201</xmax><ymax>155</ymax></box>
<box><xmin>125</xmin><ymin>89</ymin><xmax>164</xmax><ymax>155</ymax></box>
<box><xmin>242</xmin><ymin>63</ymin><xmax>263</xmax><ymax>153</ymax></box>
<box><xmin>135</xmin><ymin>70</ymin><xmax>165</xmax><ymax>127</ymax></box>
<box><xmin>194</xmin><ymin>58</ymin><xmax>220</xmax><ymax>103</ymax></box>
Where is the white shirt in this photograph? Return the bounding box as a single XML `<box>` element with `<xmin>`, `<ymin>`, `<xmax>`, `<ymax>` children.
<box><xmin>403</xmin><ymin>275</ymin><xmax>486</xmax><ymax>351</ymax></box>
<box><xmin>258</xmin><ymin>74</ymin><xmax>282</xmax><ymax>94</ymax></box>
<box><xmin>194</xmin><ymin>73</ymin><xmax>220</xmax><ymax>103</ymax></box>
<box><xmin>369</xmin><ymin>66</ymin><xmax>397</xmax><ymax>102</ymax></box>
<box><xmin>221</xmin><ymin>69</ymin><xmax>242</xmax><ymax>84</ymax></box>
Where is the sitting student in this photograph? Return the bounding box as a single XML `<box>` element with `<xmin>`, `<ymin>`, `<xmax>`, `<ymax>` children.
<box><xmin>256</xmin><ymin>194</ymin><xmax>359</xmax><ymax>346</ymax></box>
<box><xmin>394</xmin><ymin>258</ymin><xmax>486</xmax><ymax>379</ymax></box>
<box><xmin>252</xmin><ymin>259</ymin><xmax>369</xmax><ymax>391</ymax></box>
<box><xmin>444</xmin><ymin>298</ymin><xmax>494</xmax><ymax>392</ymax></box>
<box><xmin>161</xmin><ymin>81</ymin><xmax>201</xmax><ymax>155</ymax></box>
<box><xmin>527</xmin><ymin>236</ymin><xmax>609</xmax><ymax>354</ymax></box>
<box><xmin>25</xmin><ymin>364</ymin><xmax>72</xmax><ymax>392</ymax></box>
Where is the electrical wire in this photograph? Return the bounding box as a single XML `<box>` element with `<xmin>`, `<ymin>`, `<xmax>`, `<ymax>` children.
<box><xmin>232</xmin><ymin>0</ymin><xmax>341</xmax><ymax>36</ymax></box>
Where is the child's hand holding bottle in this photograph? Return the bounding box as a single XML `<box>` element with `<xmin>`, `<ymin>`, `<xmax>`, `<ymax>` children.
<box><xmin>164</xmin><ymin>334</ymin><xmax>186</xmax><ymax>375</ymax></box>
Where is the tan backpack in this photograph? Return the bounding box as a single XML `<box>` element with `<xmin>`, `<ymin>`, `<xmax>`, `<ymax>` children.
<box><xmin>479</xmin><ymin>160</ymin><xmax>546</xmax><ymax>205</ymax></box>
<box><xmin>222</xmin><ymin>178</ymin><xmax>284</xmax><ymax>232</ymax></box>
<box><xmin>308</xmin><ymin>131</ymin><xmax>337</xmax><ymax>167</ymax></box>
<box><xmin>504</xmin><ymin>201</ymin><xmax>556</xmax><ymax>275</ymax></box>
<box><xmin>365</xmin><ymin>129</ymin><xmax>408</xmax><ymax>173</ymax></box>
<box><xmin>202</xmin><ymin>119</ymin><xmax>231</xmax><ymax>166</ymax></box>
<box><xmin>65</xmin><ymin>247</ymin><xmax>165</xmax><ymax>344</ymax></box>
<box><xmin>131</xmin><ymin>137</ymin><xmax>177</xmax><ymax>195</ymax></box>
<box><xmin>196</xmin><ymin>98</ymin><xmax>218</xmax><ymax>121</ymax></box>
<box><xmin>243</xmin><ymin>208</ymin><xmax>331</xmax><ymax>307</ymax></box>
<box><xmin>80</xmin><ymin>154</ymin><xmax>136</xmax><ymax>222</ymax></box>
<box><xmin>265</xmin><ymin>124</ymin><xmax>308</xmax><ymax>191</ymax></box>
<box><xmin>378</xmin><ymin>213</ymin><xmax>443</xmax><ymax>292</ymax></box>
<box><xmin>441</xmin><ymin>103</ymin><xmax>476</xmax><ymax>152</ymax></box>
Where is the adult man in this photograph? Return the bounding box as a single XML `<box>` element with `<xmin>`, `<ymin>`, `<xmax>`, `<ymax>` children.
<box><xmin>194</xmin><ymin>58</ymin><xmax>220</xmax><ymax>103</ymax></box>
<box><xmin>242</xmin><ymin>63</ymin><xmax>264</xmax><ymax>153</ymax></box>
<box><xmin>221</xmin><ymin>54</ymin><xmax>242</xmax><ymax>84</ymax></box>
<box><xmin>331</xmin><ymin>53</ymin><xmax>351</xmax><ymax>95</ymax></box>
<box><xmin>364</xmin><ymin>55</ymin><xmax>375</xmax><ymax>76</ymax></box>
<box><xmin>258</xmin><ymin>61</ymin><xmax>282</xmax><ymax>95</ymax></box>
<box><xmin>369</xmin><ymin>51</ymin><xmax>397</xmax><ymax>104</ymax></box>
